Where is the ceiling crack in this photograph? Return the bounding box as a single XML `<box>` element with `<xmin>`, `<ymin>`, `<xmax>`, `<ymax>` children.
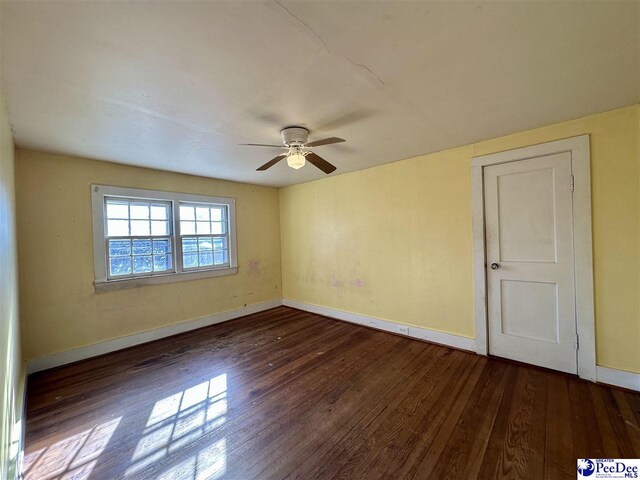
<box><xmin>273</xmin><ymin>0</ymin><xmax>330</xmax><ymax>54</ymax></box>
<box><xmin>272</xmin><ymin>0</ymin><xmax>385</xmax><ymax>88</ymax></box>
<box><xmin>351</xmin><ymin>61</ymin><xmax>385</xmax><ymax>86</ymax></box>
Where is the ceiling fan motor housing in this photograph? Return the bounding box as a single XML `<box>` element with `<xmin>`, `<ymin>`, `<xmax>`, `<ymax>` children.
<box><xmin>281</xmin><ymin>127</ymin><xmax>309</xmax><ymax>147</ymax></box>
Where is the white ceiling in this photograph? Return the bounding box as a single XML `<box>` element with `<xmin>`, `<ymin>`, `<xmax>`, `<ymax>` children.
<box><xmin>1</xmin><ymin>1</ymin><xmax>638</xmax><ymax>187</ymax></box>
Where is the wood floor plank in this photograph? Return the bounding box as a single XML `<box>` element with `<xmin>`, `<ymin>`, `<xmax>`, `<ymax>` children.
<box><xmin>476</xmin><ymin>364</ymin><xmax>520</xmax><ymax>480</ymax></box>
<box><xmin>544</xmin><ymin>373</ymin><xmax>574</xmax><ymax>480</ymax></box>
<box><xmin>396</xmin><ymin>356</ymin><xmax>485</xmax><ymax>479</ymax></box>
<box><xmin>612</xmin><ymin>389</ymin><xmax>640</xmax><ymax>455</ymax></box>
<box><xmin>427</xmin><ymin>360</ymin><xmax>509</xmax><ymax>480</ymax></box>
<box><xmin>489</xmin><ymin>368</ymin><xmax>547</xmax><ymax>480</ymax></box>
<box><xmin>327</xmin><ymin>350</ymin><xmax>476</xmax><ymax>480</ymax></box>
<box><xmin>280</xmin><ymin>343</ymin><xmax>448</xmax><ymax>480</ymax></box>
<box><xmin>590</xmin><ymin>382</ymin><xmax>625</xmax><ymax>458</ymax></box>
<box><xmin>23</xmin><ymin>306</ymin><xmax>640</xmax><ymax>480</ymax></box>
<box><xmin>627</xmin><ymin>390</ymin><xmax>640</xmax><ymax>426</ymax></box>
<box><xmin>244</xmin><ymin>340</ymin><xmax>437</xmax><ymax>480</ymax></box>
<box><xmin>599</xmin><ymin>386</ymin><xmax>637</xmax><ymax>457</ymax></box>
<box><xmin>569</xmin><ymin>378</ymin><xmax>605</xmax><ymax>459</ymax></box>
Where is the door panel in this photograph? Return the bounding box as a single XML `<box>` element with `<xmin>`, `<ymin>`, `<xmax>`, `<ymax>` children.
<box><xmin>500</xmin><ymin>280</ymin><xmax>558</xmax><ymax>343</ymax></box>
<box><xmin>497</xmin><ymin>168</ymin><xmax>557</xmax><ymax>262</ymax></box>
<box><xmin>484</xmin><ymin>152</ymin><xmax>577</xmax><ymax>374</ymax></box>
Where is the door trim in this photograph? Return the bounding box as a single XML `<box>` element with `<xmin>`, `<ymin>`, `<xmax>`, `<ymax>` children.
<box><xmin>470</xmin><ymin>135</ymin><xmax>596</xmax><ymax>381</ymax></box>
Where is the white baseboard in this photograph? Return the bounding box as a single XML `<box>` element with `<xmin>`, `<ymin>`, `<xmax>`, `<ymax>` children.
<box><xmin>27</xmin><ymin>299</ymin><xmax>283</xmax><ymax>374</ymax></box>
<box><xmin>283</xmin><ymin>298</ymin><xmax>476</xmax><ymax>352</ymax></box>
<box><xmin>597</xmin><ymin>365</ymin><xmax>640</xmax><ymax>392</ymax></box>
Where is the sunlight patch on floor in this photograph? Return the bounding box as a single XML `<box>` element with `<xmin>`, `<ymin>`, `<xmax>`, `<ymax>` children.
<box><xmin>22</xmin><ymin>417</ymin><xmax>121</xmax><ymax>480</ymax></box>
<box><xmin>157</xmin><ymin>438</ymin><xmax>227</xmax><ymax>480</ymax></box>
<box><xmin>125</xmin><ymin>373</ymin><xmax>228</xmax><ymax>477</ymax></box>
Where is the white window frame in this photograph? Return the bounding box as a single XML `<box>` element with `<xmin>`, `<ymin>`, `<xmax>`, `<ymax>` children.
<box><xmin>91</xmin><ymin>184</ymin><xmax>238</xmax><ymax>292</ymax></box>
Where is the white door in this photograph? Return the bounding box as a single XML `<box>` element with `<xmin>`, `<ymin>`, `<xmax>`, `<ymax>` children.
<box><xmin>484</xmin><ymin>152</ymin><xmax>577</xmax><ymax>374</ymax></box>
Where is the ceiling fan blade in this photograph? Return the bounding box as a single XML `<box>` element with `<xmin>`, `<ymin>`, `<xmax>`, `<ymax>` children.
<box><xmin>306</xmin><ymin>152</ymin><xmax>336</xmax><ymax>174</ymax></box>
<box><xmin>257</xmin><ymin>154</ymin><xmax>286</xmax><ymax>171</ymax></box>
<box><xmin>305</xmin><ymin>137</ymin><xmax>346</xmax><ymax>147</ymax></box>
<box><xmin>240</xmin><ymin>143</ymin><xmax>285</xmax><ymax>148</ymax></box>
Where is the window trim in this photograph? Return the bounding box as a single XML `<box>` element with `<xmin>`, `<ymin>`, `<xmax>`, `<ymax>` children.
<box><xmin>91</xmin><ymin>184</ymin><xmax>238</xmax><ymax>292</ymax></box>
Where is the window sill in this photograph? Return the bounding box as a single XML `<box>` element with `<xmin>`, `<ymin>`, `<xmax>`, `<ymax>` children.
<box><xmin>94</xmin><ymin>267</ymin><xmax>238</xmax><ymax>293</ymax></box>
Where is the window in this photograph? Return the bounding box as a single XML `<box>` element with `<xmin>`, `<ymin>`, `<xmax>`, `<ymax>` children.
<box><xmin>105</xmin><ymin>198</ymin><xmax>173</xmax><ymax>278</ymax></box>
<box><xmin>179</xmin><ymin>204</ymin><xmax>229</xmax><ymax>270</ymax></box>
<box><xmin>92</xmin><ymin>185</ymin><xmax>237</xmax><ymax>291</ymax></box>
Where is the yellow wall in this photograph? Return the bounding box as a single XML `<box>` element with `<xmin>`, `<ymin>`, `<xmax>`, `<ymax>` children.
<box><xmin>15</xmin><ymin>150</ymin><xmax>282</xmax><ymax>360</ymax></box>
<box><xmin>280</xmin><ymin>105</ymin><xmax>640</xmax><ymax>374</ymax></box>
<box><xmin>0</xmin><ymin>95</ymin><xmax>23</xmax><ymax>479</ymax></box>
<box><xmin>12</xmin><ymin>105</ymin><xmax>640</xmax><ymax>376</ymax></box>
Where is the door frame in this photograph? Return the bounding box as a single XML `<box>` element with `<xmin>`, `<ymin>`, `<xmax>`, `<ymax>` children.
<box><xmin>470</xmin><ymin>135</ymin><xmax>596</xmax><ymax>381</ymax></box>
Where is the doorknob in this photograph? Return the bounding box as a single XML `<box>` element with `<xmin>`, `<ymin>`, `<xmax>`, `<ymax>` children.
<box><xmin>490</xmin><ymin>263</ymin><xmax>499</xmax><ymax>270</ymax></box>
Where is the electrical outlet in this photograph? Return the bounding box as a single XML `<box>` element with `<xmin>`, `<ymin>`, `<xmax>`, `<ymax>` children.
<box><xmin>398</xmin><ymin>325</ymin><xmax>409</xmax><ymax>336</ymax></box>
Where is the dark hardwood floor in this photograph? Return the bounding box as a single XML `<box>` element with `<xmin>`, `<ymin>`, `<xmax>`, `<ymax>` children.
<box><xmin>23</xmin><ymin>306</ymin><xmax>639</xmax><ymax>480</ymax></box>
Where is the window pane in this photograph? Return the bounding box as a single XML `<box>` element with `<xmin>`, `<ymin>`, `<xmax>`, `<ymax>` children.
<box><xmin>132</xmin><ymin>239</ymin><xmax>152</xmax><ymax>255</ymax></box>
<box><xmin>182</xmin><ymin>237</ymin><xmax>198</xmax><ymax>253</ymax></box>
<box><xmin>109</xmin><ymin>257</ymin><xmax>131</xmax><ymax>276</ymax></box>
<box><xmin>196</xmin><ymin>221</ymin><xmax>211</xmax><ymax>234</ymax></box>
<box><xmin>153</xmin><ymin>238</ymin><xmax>171</xmax><ymax>254</ymax></box>
<box><xmin>183</xmin><ymin>253</ymin><xmax>198</xmax><ymax>268</ymax></box>
<box><xmin>211</xmin><ymin>222</ymin><xmax>225</xmax><ymax>235</ymax></box>
<box><xmin>130</xmin><ymin>203</ymin><xmax>150</xmax><ymax>219</ymax></box>
<box><xmin>150</xmin><ymin>205</ymin><xmax>168</xmax><ymax>220</ymax></box>
<box><xmin>106</xmin><ymin>201</ymin><xmax>129</xmax><ymax>219</ymax></box>
<box><xmin>131</xmin><ymin>220</ymin><xmax>150</xmax><ymax>236</ymax></box>
<box><xmin>151</xmin><ymin>220</ymin><xmax>169</xmax><ymax>236</ymax></box>
<box><xmin>199</xmin><ymin>251</ymin><xmax>213</xmax><ymax>266</ymax></box>
<box><xmin>210</xmin><ymin>207</ymin><xmax>223</xmax><ymax>222</ymax></box>
<box><xmin>107</xmin><ymin>219</ymin><xmax>129</xmax><ymax>237</ymax></box>
<box><xmin>180</xmin><ymin>206</ymin><xmax>195</xmax><ymax>221</ymax></box>
<box><xmin>133</xmin><ymin>255</ymin><xmax>153</xmax><ymax>273</ymax></box>
<box><xmin>153</xmin><ymin>254</ymin><xmax>172</xmax><ymax>272</ymax></box>
<box><xmin>196</xmin><ymin>207</ymin><xmax>210</xmax><ymax>221</ymax></box>
<box><xmin>180</xmin><ymin>221</ymin><xmax>195</xmax><ymax>235</ymax></box>
<box><xmin>109</xmin><ymin>239</ymin><xmax>131</xmax><ymax>257</ymax></box>
<box><xmin>198</xmin><ymin>237</ymin><xmax>213</xmax><ymax>251</ymax></box>
<box><xmin>212</xmin><ymin>237</ymin><xmax>226</xmax><ymax>251</ymax></box>
<box><xmin>214</xmin><ymin>250</ymin><xmax>228</xmax><ymax>265</ymax></box>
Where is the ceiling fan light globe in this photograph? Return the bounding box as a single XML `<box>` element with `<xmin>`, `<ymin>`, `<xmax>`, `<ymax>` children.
<box><xmin>287</xmin><ymin>152</ymin><xmax>306</xmax><ymax>169</ymax></box>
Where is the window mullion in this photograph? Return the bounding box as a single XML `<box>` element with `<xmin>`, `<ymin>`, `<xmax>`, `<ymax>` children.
<box><xmin>196</xmin><ymin>233</ymin><xmax>201</xmax><ymax>267</ymax></box>
<box><xmin>105</xmin><ymin>237</ymin><xmax>110</xmax><ymax>279</ymax></box>
<box><xmin>173</xmin><ymin>200</ymin><xmax>183</xmax><ymax>274</ymax></box>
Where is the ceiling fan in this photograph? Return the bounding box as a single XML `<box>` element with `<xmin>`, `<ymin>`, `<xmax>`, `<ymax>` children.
<box><xmin>240</xmin><ymin>127</ymin><xmax>345</xmax><ymax>174</ymax></box>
